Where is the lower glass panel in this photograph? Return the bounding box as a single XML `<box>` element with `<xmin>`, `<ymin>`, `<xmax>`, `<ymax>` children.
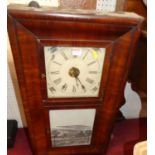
<box><xmin>49</xmin><ymin>109</ymin><xmax>96</xmax><ymax>147</ymax></box>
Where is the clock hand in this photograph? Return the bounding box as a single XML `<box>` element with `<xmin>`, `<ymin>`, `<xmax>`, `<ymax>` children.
<box><xmin>68</xmin><ymin>67</ymin><xmax>86</xmax><ymax>92</ymax></box>
<box><xmin>76</xmin><ymin>77</ymin><xmax>86</xmax><ymax>92</ymax></box>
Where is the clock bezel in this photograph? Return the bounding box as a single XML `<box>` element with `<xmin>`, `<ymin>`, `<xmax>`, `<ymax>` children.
<box><xmin>38</xmin><ymin>40</ymin><xmax>114</xmax><ymax>105</ymax></box>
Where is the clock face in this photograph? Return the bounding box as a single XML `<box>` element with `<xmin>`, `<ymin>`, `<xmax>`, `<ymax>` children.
<box><xmin>44</xmin><ymin>46</ymin><xmax>106</xmax><ymax>98</ymax></box>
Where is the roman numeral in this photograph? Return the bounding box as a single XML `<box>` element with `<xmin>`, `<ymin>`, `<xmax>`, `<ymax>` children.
<box><xmin>92</xmin><ymin>86</ymin><xmax>98</xmax><ymax>92</ymax></box>
<box><xmin>50</xmin><ymin>71</ymin><xmax>60</xmax><ymax>74</ymax></box>
<box><xmin>81</xmin><ymin>85</ymin><xmax>86</xmax><ymax>93</ymax></box>
<box><xmin>87</xmin><ymin>61</ymin><xmax>96</xmax><ymax>66</ymax></box>
<box><xmin>53</xmin><ymin>61</ymin><xmax>62</xmax><ymax>66</ymax></box>
<box><xmin>61</xmin><ymin>52</ymin><xmax>68</xmax><ymax>60</ymax></box>
<box><xmin>86</xmin><ymin>78</ymin><xmax>94</xmax><ymax>84</ymax></box>
<box><xmin>48</xmin><ymin>47</ymin><xmax>57</xmax><ymax>53</ymax></box>
<box><xmin>50</xmin><ymin>55</ymin><xmax>55</xmax><ymax>61</ymax></box>
<box><xmin>49</xmin><ymin>87</ymin><xmax>56</xmax><ymax>93</ymax></box>
<box><xmin>82</xmin><ymin>52</ymin><xmax>88</xmax><ymax>60</ymax></box>
<box><xmin>89</xmin><ymin>71</ymin><xmax>98</xmax><ymax>74</ymax></box>
<box><xmin>61</xmin><ymin>83</ymin><xmax>68</xmax><ymax>92</ymax></box>
<box><xmin>53</xmin><ymin>78</ymin><xmax>62</xmax><ymax>85</ymax></box>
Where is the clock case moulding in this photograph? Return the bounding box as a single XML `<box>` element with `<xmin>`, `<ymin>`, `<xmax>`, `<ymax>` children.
<box><xmin>7</xmin><ymin>4</ymin><xmax>144</xmax><ymax>155</ymax></box>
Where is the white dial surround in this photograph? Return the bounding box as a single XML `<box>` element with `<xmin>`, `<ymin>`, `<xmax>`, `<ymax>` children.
<box><xmin>44</xmin><ymin>47</ymin><xmax>106</xmax><ymax>98</ymax></box>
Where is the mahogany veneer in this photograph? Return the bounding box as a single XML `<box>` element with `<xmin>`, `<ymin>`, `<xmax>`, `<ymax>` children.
<box><xmin>7</xmin><ymin>4</ymin><xmax>144</xmax><ymax>155</ymax></box>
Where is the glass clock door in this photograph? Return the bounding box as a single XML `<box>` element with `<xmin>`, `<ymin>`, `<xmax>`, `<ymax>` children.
<box><xmin>44</xmin><ymin>47</ymin><xmax>106</xmax><ymax>98</ymax></box>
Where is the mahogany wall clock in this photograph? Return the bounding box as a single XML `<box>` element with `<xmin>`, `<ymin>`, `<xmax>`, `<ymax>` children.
<box><xmin>7</xmin><ymin>4</ymin><xmax>144</xmax><ymax>155</ymax></box>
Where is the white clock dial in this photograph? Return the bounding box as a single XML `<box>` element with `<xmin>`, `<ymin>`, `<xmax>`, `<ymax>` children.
<box><xmin>44</xmin><ymin>47</ymin><xmax>106</xmax><ymax>98</ymax></box>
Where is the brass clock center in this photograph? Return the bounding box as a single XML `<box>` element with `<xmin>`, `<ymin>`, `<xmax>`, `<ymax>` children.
<box><xmin>68</xmin><ymin>67</ymin><xmax>80</xmax><ymax>78</ymax></box>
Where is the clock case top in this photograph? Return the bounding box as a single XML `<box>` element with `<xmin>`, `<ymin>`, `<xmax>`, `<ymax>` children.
<box><xmin>7</xmin><ymin>4</ymin><xmax>144</xmax><ymax>155</ymax></box>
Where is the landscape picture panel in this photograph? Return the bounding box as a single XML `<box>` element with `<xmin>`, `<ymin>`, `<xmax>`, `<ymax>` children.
<box><xmin>49</xmin><ymin>109</ymin><xmax>96</xmax><ymax>147</ymax></box>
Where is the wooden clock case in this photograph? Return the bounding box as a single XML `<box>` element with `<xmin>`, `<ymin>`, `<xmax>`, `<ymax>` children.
<box><xmin>7</xmin><ymin>4</ymin><xmax>144</xmax><ymax>155</ymax></box>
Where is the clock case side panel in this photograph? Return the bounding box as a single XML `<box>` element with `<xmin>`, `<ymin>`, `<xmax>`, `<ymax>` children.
<box><xmin>7</xmin><ymin>14</ymin><xmax>36</xmax><ymax>153</ymax></box>
<box><xmin>7</xmin><ymin>15</ymin><xmax>48</xmax><ymax>154</ymax></box>
<box><xmin>93</xmin><ymin>26</ymin><xmax>143</xmax><ymax>154</ymax></box>
<box><xmin>38</xmin><ymin>40</ymin><xmax>114</xmax><ymax>106</ymax></box>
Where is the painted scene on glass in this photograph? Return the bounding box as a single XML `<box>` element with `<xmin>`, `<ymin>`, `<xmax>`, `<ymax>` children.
<box><xmin>49</xmin><ymin>109</ymin><xmax>96</xmax><ymax>147</ymax></box>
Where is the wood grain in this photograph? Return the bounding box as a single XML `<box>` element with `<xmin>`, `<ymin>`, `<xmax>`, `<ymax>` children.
<box><xmin>7</xmin><ymin>4</ymin><xmax>144</xmax><ymax>155</ymax></box>
<box><xmin>124</xmin><ymin>0</ymin><xmax>147</xmax><ymax>18</ymax></box>
<box><xmin>124</xmin><ymin>0</ymin><xmax>147</xmax><ymax>118</ymax></box>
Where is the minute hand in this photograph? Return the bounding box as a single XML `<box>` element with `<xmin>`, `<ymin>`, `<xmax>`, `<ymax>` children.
<box><xmin>76</xmin><ymin>77</ymin><xmax>86</xmax><ymax>92</ymax></box>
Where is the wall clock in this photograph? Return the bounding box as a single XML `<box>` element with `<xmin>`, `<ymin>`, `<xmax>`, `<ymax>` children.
<box><xmin>8</xmin><ymin>4</ymin><xmax>144</xmax><ymax>155</ymax></box>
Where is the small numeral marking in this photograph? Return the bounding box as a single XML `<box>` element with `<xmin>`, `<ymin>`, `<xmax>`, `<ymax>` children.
<box><xmin>72</xmin><ymin>85</ymin><xmax>76</xmax><ymax>93</ymax></box>
<box><xmin>86</xmin><ymin>78</ymin><xmax>94</xmax><ymax>84</ymax></box>
<box><xmin>53</xmin><ymin>78</ymin><xmax>62</xmax><ymax>85</ymax></box>
<box><xmin>92</xmin><ymin>87</ymin><xmax>98</xmax><ymax>92</ymax></box>
<box><xmin>61</xmin><ymin>83</ymin><xmax>68</xmax><ymax>92</ymax></box>
<box><xmin>48</xmin><ymin>47</ymin><xmax>57</xmax><ymax>53</ymax></box>
<box><xmin>51</xmin><ymin>71</ymin><xmax>60</xmax><ymax>74</ymax></box>
<box><xmin>82</xmin><ymin>52</ymin><xmax>88</xmax><ymax>60</ymax></box>
<box><xmin>61</xmin><ymin>52</ymin><xmax>68</xmax><ymax>60</ymax></box>
<box><xmin>50</xmin><ymin>55</ymin><xmax>55</xmax><ymax>61</ymax></box>
<box><xmin>49</xmin><ymin>87</ymin><xmax>56</xmax><ymax>93</ymax></box>
<box><xmin>53</xmin><ymin>61</ymin><xmax>62</xmax><ymax>66</ymax></box>
<box><xmin>87</xmin><ymin>61</ymin><xmax>96</xmax><ymax>66</ymax></box>
<box><xmin>89</xmin><ymin>71</ymin><xmax>98</xmax><ymax>74</ymax></box>
<box><xmin>82</xmin><ymin>85</ymin><xmax>86</xmax><ymax>93</ymax></box>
